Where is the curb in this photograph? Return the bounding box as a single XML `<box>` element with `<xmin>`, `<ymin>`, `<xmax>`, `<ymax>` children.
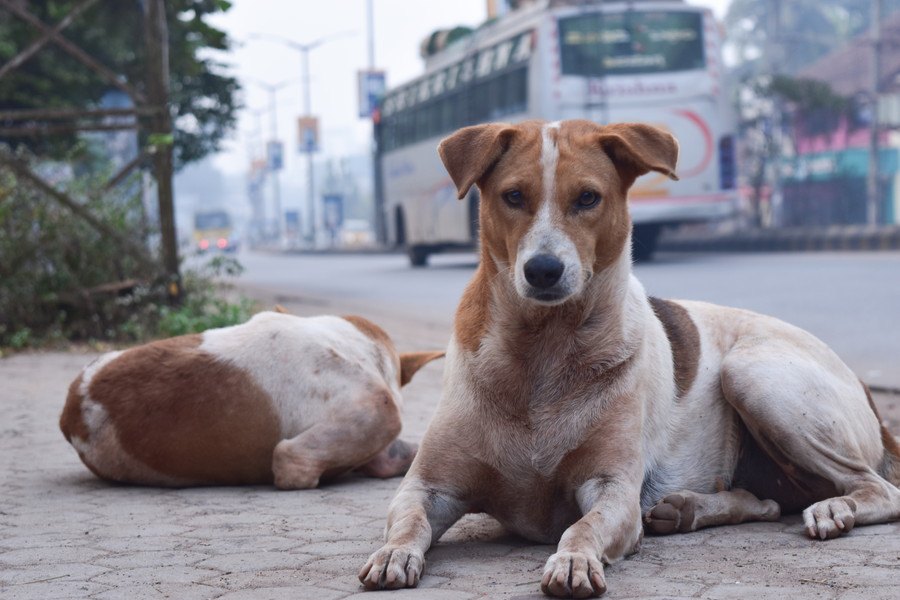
<box><xmin>659</xmin><ymin>225</ymin><xmax>900</xmax><ymax>253</ymax></box>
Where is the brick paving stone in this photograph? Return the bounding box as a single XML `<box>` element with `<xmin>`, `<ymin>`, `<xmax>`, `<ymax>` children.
<box><xmin>0</xmin><ymin>562</ymin><xmax>109</xmax><ymax>585</ymax></box>
<box><xmin>91</xmin><ymin>583</ymin><xmax>227</xmax><ymax>600</ymax></box>
<box><xmin>215</xmin><ymin>586</ymin><xmax>353</xmax><ymax>600</ymax></box>
<box><xmin>195</xmin><ymin>551</ymin><xmax>315</xmax><ymax>572</ymax></box>
<box><xmin>0</xmin><ymin>580</ymin><xmax>111</xmax><ymax>600</ymax></box>
<box><xmin>838</xmin><ymin>586</ymin><xmax>900</xmax><ymax>600</ymax></box>
<box><xmin>703</xmin><ymin>583</ymin><xmax>840</xmax><ymax>599</ymax></box>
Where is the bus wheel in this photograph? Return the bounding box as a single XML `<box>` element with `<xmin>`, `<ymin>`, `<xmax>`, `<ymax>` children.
<box><xmin>394</xmin><ymin>207</ymin><xmax>407</xmax><ymax>248</ymax></box>
<box><xmin>408</xmin><ymin>245</ymin><xmax>429</xmax><ymax>267</ymax></box>
<box><xmin>632</xmin><ymin>224</ymin><xmax>661</xmax><ymax>262</ymax></box>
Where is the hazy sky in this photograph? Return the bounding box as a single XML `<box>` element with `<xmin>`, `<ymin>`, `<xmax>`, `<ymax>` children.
<box><xmin>209</xmin><ymin>1</ymin><xmax>731</xmax><ymax>176</ymax></box>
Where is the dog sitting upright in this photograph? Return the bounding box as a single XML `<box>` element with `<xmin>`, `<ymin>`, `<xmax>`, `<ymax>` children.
<box><xmin>60</xmin><ymin>310</ymin><xmax>443</xmax><ymax>489</ymax></box>
<box><xmin>359</xmin><ymin>120</ymin><xmax>900</xmax><ymax>597</ymax></box>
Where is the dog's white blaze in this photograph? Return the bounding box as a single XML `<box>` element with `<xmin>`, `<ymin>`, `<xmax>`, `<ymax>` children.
<box><xmin>513</xmin><ymin>121</ymin><xmax>584</xmax><ymax>302</ymax></box>
<box><xmin>541</xmin><ymin>121</ymin><xmax>560</xmax><ymax>204</ymax></box>
<box><xmin>79</xmin><ymin>350</ymin><xmax>123</xmax><ymax>398</ymax></box>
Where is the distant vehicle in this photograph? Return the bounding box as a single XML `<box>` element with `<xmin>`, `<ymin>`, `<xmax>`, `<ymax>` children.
<box><xmin>341</xmin><ymin>219</ymin><xmax>376</xmax><ymax>247</ymax></box>
<box><xmin>376</xmin><ymin>0</ymin><xmax>737</xmax><ymax>266</ymax></box>
<box><xmin>193</xmin><ymin>210</ymin><xmax>238</xmax><ymax>253</ymax></box>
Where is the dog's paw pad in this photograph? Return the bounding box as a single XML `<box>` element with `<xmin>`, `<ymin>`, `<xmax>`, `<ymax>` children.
<box><xmin>803</xmin><ymin>496</ymin><xmax>857</xmax><ymax>540</ymax></box>
<box><xmin>644</xmin><ymin>492</ymin><xmax>696</xmax><ymax>534</ymax></box>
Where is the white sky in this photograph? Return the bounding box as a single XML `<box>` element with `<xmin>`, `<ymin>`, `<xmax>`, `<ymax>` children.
<box><xmin>209</xmin><ymin>0</ymin><xmax>732</xmax><ymax>180</ymax></box>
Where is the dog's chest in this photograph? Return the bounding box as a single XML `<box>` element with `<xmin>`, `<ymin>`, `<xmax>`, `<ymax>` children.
<box><xmin>468</xmin><ymin>361</ymin><xmax>602</xmax><ymax>474</ymax></box>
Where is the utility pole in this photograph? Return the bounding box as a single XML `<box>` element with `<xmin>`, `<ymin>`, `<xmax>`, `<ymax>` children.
<box><xmin>249</xmin><ymin>79</ymin><xmax>295</xmax><ymax>244</ymax></box>
<box><xmin>367</xmin><ymin>0</ymin><xmax>387</xmax><ymax>245</ymax></box>
<box><xmin>248</xmin><ymin>32</ymin><xmax>354</xmax><ymax>247</ymax></box>
<box><xmin>867</xmin><ymin>0</ymin><xmax>883</xmax><ymax>226</ymax></box>
<box><xmin>143</xmin><ymin>0</ymin><xmax>180</xmax><ymax>304</ymax></box>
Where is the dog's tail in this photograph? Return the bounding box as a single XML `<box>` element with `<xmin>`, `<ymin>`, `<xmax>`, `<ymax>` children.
<box><xmin>861</xmin><ymin>380</ymin><xmax>900</xmax><ymax>487</ymax></box>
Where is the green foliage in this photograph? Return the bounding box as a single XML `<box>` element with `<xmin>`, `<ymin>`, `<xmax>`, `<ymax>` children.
<box><xmin>725</xmin><ymin>0</ymin><xmax>900</xmax><ymax>75</ymax></box>
<box><xmin>767</xmin><ymin>75</ymin><xmax>855</xmax><ymax>135</ymax></box>
<box><xmin>0</xmin><ymin>0</ymin><xmax>239</xmax><ymax>169</ymax></box>
<box><xmin>0</xmin><ymin>163</ymin><xmax>255</xmax><ymax>352</ymax></box>
<box><xmin>157</xmin><ymin>256</ymin><xmax>256</xmax><ymax>338</ymax></box>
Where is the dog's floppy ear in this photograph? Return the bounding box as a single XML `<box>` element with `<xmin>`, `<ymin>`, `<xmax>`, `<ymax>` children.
<box><xmin>597</xmin><ymin>123</ymin><xmax>679</xmax><ymax>189</ymax></box>
<box><xmin>438</xmin><ymin>123</ymin><xmax>516</xmax><ymax>199</ymax></box>
<box><xmin>399</xmin><ymin>351</ymin><xmax>445</xmax><ymax>386</ymax></box>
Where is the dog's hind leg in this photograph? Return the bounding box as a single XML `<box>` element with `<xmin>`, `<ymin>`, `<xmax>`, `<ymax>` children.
<box><xmin>271</xmin><ymin>386</ymin><xmax>402</xmax><ymax>489</ymax></box>
<box><xmin>355</xmin><ymin>438</ymin><xmax>418</xmax><ymax>478</ymax></box>
<box><xmin>720</xmin><ymin>336</ymin><xmax>900</xmax><ymax>540</ymax></box>
<box><xmin>644</xmin><ymin>487</ymin><xmax>780</xmax><ymax>534</ymax></box>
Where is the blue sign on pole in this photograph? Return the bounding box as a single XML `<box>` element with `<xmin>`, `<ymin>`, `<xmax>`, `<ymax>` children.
<box><xmin>358</xmin><ymin>70</ymin><xmax>387</xmax><ymax>119</ymax></box>
<box><xmin>322</xmin><ymin>194</ymin><xmax>344</xmax><ymax>231</ymax></box>
<box><xmin>266</xmin><ymin>140</ymin><xmax>283</xmax><ymax>171</ymax></box>
<box><xmin>297</xmin><ymin>117</ymin><xmax>319</xmax><ymax>154</ymax></box>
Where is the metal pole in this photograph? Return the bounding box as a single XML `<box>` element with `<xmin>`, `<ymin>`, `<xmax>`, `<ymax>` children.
<box><xmin>268</xmin><ymin>87</ymin><xmax>283</xmax><ymax>243</ymax></box>
<box><xmin>144</xmin><ymin>0</ymin><xmax>180</xmax><ymax>304</ymax></box>
<box><xmin>302</xmin><ymin>47</ymin><xmax>317</xmax><ymax>245</ymax></box>
<box><xmin>867</xmin><ymin>0</ymin><xmax>882</xmax><ymax>226</ymax></box>
<box><xmin>367</xmin><ymin>0</ymin><xmax>387</xmax><ymax>245</ymax></box>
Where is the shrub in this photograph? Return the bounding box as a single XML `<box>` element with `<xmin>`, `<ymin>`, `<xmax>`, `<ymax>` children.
<box><xmin>0</xmin><ymin>152</ymin><xmax>255</xmax><ymax>353</ymax></box>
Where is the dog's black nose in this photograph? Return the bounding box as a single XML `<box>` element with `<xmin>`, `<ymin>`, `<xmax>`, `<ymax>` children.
<box><xmin>524</xmin><ymin>254</ymin><xmax>564</xmax><ymax>289</ymax></box>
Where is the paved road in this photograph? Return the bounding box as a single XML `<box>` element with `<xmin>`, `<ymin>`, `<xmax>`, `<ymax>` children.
<box><xmin>237</xmin><ymin>249</ymin><xmax>900</xmax><ymax>388</ymax></box>
<box><xmin>2</xmin><ymin>249</ymin><xmax>898</xmax><ymax>599</ymax></box>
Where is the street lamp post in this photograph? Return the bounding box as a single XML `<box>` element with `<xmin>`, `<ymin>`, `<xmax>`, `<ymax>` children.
<box><xmin>248</xmin><ymin>31</ymin><xmax>355</xmax><ymax>246</ymax></box>
<box><xmin>246</xmin><ymin>107</ymin><xmax>268</xmax><ymax>241</ymax></box>
<box><xmin>247</xmin><ymin>79</ymin><xmax>296</xmax><ymax>244</ymax></box>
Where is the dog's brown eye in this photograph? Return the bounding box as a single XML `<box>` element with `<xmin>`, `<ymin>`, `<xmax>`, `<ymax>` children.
<box><xmin>503</xmin><ymin>190</ymin><xmax>524</xmax><ymax>207</ymax></box>
<box><xmin>576</xmin><ymin>191</ymin><xmax>601</xmax><ymax>209</ymax></box>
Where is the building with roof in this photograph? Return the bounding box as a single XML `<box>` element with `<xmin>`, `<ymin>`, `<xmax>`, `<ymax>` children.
<box><xmin>780</xmin><ymin>10</ymin><xmax>900</xmax><ymax>225</ymax></box>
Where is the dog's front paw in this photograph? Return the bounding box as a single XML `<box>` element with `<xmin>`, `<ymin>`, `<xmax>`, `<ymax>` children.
<box><xmin>540</xmin><ymin>551</ymin><xmax>606</xmax><ymax>598</ymax></box>
<box><xmin>358</xmin><ymin>545</ymin><xmax>424</xmax><ymax>590</ymax></box>
<box><xmin>803</xmin><ymin>496</ymin><xmax>857</xmax><ymax>540</ymax></box>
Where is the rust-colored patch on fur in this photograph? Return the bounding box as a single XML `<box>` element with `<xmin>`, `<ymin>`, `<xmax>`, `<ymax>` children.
<box><xmin>86</xmin><ymin>334</ymin><xmax>281</xmax><ymax>485</ymax></box>
<box><xmin>649</xmin><ymin>298</ymin><xmax>700</xmax><ymax>400</ymax></box>
<box><xmin>554</xmin><ymin>120</ymin><xmax>634</xmax><ymax>271</ymax></box>
<box><xmin>342</xmin><ymin>315</ymin><xmax>395</xmax><ymax>354</ymax></box>
<box><xmin>60</xmin><ymin>371</ymin><xmax>89</xmax><ymax>443</ymax></box>
<box><xmin>454</xmin><ymin>264</ymin><xmax>494</xmax><ymax>354</ymax></box>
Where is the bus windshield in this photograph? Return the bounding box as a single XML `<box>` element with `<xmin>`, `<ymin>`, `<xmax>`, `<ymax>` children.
<box><xmin>194</xmin><ymin>211</ymin><xmax>231</xmax><ymax>230</ymax></box>
<box><xmin>559</xmin><ymin>10</ymin><xmax>704</xmax><ymax>77</ymax></box>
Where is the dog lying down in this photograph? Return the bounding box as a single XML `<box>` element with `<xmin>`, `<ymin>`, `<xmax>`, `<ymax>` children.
<box><xmin>359</xmin><ymin>120</ymin><xmax>900</xmax><ymax>598</ymax></box>
<box><xmin>60</xmin><ymin>309</ymin><xmax>443</xmax><ymax>488</ymax></box>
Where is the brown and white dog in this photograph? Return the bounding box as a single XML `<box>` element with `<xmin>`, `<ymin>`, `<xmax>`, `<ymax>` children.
<box><xmin>60</xmin><ymin>310</ymin><xmax>443</xmax><ymax>489</ymax></box>
<box><xmin>359</xmin><ymin>120</ymin><xmax>900</xmax><ymax>597</ymax></box>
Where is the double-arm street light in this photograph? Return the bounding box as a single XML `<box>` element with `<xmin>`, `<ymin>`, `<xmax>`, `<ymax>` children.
<box><xmin>246</xmin><ymin>78</ymin><xmax>298</xmax><ymax>244</ymax></box>
<box><xmin>248</xmin><ymin>31</ymin><xmax>355</xmax><ymax>245</ymax></box>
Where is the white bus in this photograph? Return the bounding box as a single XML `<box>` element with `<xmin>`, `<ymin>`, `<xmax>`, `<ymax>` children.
<box><xmin>375</xmin><ymin>0</ymin><xmax>737</xmax><ymax>266</ymax></box>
